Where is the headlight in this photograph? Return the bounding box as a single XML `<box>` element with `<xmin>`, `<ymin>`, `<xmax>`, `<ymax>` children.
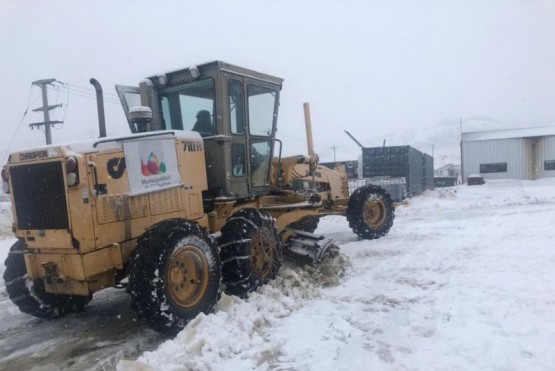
<box><xmin>65</xmin><ymin>157</ymin><xmax>80</xmax><ymax>187</ymax></box>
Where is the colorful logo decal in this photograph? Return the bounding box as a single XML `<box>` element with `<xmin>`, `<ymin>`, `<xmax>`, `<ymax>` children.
<box><xmin>141</xmin><ymin>152</ymin><xmax>167</xmax><ymax>176</ymax></box>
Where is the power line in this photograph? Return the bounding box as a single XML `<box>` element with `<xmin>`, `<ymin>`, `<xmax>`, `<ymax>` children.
<box><xmin>49</xmin><ymin>84</ymin><xmax>120</xmax><ymax>102</ymax></box>
<box><xmin>61</xmin><ymin>86</ymin><xmax>70</xmax><ymax>123</ymax></box>
<box><xmin>48</xmin><ymin>85</ymin><xmax>120</xmax><ymax>104</ymax></box>
<box><xmin>57</xmin><ymin>81</ymin><xmax>118</xmax><ymax>98</ymax></box>
<box><xmin>1</xmin><ymin>85</ymin><xmax>37</xmax><ymax>164</ymax></box>
<box><xmin>59</xmin><ymin>81</ymin><xmax>119</xmax><ymax>100</ymax></box>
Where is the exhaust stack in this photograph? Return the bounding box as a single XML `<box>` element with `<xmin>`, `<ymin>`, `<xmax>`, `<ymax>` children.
<box><xmin>90</xmin><ymin>78</ymin><xmax>107</xmax><ymax>138</ymax></box>
<box><xmin>303</xmin><ymin>102</ymin><xmax>316</xmax><ymax>156</ymax></box>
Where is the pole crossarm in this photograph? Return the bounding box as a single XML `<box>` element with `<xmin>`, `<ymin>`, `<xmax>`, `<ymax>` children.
<box><xmin>32</xmin><ymin>78</ymin><xmax>56</xmax><ymax>85</ymax></box>
<box><xmin>29</xmin><ymin>121</ymin><xmax>63</xmax><ymax>128</ymax></box>
<box><xmin>32</xmin><ymin>104</ymin><xmax>62</xmax><ymax>112</ymax></box>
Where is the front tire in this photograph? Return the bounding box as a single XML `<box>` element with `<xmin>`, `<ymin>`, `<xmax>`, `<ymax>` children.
<box><xmin>126</xmin><ymin>219</ymin><xmax>221</xmax><ymax>333</ymax></box>
<box><xmin>347</xmin><ymin>185</ymin><xmax>395</xmax><ymax>239</ymax></box>
<box><xmin>219</xmin><ymin>208</ymin><xmax>282</xmax><ymax>297</ymax></box>
<box><xmin>3</xmin><ymin>240</ymin><xmax>91</xmax><ymax>319</ymax></box>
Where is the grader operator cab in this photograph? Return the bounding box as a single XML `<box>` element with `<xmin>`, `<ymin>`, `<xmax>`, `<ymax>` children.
<box><xmin>2</xmin><ymin>61</ymin><xmax>395</xmax><ymax>332</ymax></box>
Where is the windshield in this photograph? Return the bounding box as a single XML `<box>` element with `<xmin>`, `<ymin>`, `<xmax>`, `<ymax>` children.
<box><xmin>159</xmin><ymin>79</ymin><xmax>215</xmax><ymax>136</ymax></box>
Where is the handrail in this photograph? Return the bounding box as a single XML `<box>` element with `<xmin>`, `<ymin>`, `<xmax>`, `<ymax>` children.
<box><xmin>93</xmin><ymin>131</ymin><xmax>176</xmax><ymax>148</ymax></box>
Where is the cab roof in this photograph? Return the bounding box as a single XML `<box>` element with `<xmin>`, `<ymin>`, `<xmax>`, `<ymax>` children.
<box><xmin>147</xmin><ymin>60</ymin><xmax>284</xmax><ymax>88</ymax></box>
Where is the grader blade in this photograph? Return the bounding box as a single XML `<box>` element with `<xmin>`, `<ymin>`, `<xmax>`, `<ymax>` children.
<box><xmin>283</xmin><ymin>228</ymin><xmax>339</xmax><ymax>265</ymax></box>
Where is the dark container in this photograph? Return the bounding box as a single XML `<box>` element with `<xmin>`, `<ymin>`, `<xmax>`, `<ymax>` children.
<box><xmin>467</xmin><ymin>175</ymin><xmax>485</xmax><ymax>186</ymax></box>
<box><xmin>423</xmin><ymin>153</ymin><xmax>435</xmax><ymax>191</ymax></box>
<box><xmin>362</xmin><ymin>145</ymin><xmax>433</xmax><ymax>196</ymax></box>
<box><xmin>435</xmin><ymin>177</ymin><xmax>458</xmax><ymax>187</ymax></box>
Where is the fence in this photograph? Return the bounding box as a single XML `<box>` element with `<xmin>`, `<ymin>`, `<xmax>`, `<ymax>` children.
<box><xmin>486</xmin><ymin>179</ymin><xmax>523</xmax><ymax>190</ymax></box>
<box><xmin>348</xmin><ymin>177</ymin><xmax>407</xmax><ymax>202</ymax></box>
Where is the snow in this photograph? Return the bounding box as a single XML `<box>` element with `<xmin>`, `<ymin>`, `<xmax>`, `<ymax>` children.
<box><xmin>1</xmin><ymin>179</ymin><xmax>555</xmax><ymax>370</ymax></box>
<box><xmin>119</xmin><ymin>178</ymin><xmax>555</xmax><ymax>370</ymax></box>
<box><xmin>2</xmin><ymin>130</ymin><xmax>203</xmax><ymax>158</ymax></box>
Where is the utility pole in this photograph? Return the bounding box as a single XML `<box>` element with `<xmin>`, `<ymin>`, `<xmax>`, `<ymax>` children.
<box><xmin>460</xmin><ymin>117</ymin><xmax>464</xmax><ymax>184</ymax></box>
<box><xmin>331</xmin><ymin>146</ymin><xmax>339</xmax><ymax>162</ymax></box>
<box><xmin>30</xmin><ymin>79</ymin><xmax>63</xmax><ymax>145</ymax></box>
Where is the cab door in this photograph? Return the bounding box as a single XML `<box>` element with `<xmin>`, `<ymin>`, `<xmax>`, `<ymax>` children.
<box><xmin>244</xmin><ymin>79</ymin><xmax>280</xmax><ymax>196</ymax></box>
<box><xmin>224</xmin><ymin>74</ymin><xmax>280</xmax><ymax>198</ymax></box>
<box><xmin>226</xmin><ymin>77</ymin><xmax>249</xmax><ymax>197</ymax></box>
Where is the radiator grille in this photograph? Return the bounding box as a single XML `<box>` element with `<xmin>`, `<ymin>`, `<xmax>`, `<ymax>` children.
<box><xmin>10</xmin><ymin>161</ymin><xmax>69</xmax><ymax>230</ymax></box>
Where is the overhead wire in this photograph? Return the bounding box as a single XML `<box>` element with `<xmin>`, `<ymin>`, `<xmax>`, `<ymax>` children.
<box><xmin>57</xmin><ymin>84</ymin><xmax>120</xmax><ymax>103</ymax></box>
<box><xmin>50</xmin><ymin>82</ymin><xmax>63</xmax><ymax>126</ymax></box>
<box><xmin>1</xmin><ymin>85</ymin><xmax>39</xmax><ymax>165</ymax></box>
<box><xmin>61</xmin><ymin>86</ymin><xmax>70</xmax><ymax>123</ymax></box>
<box><xmin>66</xmin><ymin>81</ymin><xmax>119</xmax><ymax>98</ymax></box>
<box><xmin>57</xmin><ymin>81</ymin><xmax>119</xmax><ymax>99</ymax></box>
<box><xmin>48</xmin><ymin>85</ymin><xmax>120</xmax><ymax>105</ymax></box>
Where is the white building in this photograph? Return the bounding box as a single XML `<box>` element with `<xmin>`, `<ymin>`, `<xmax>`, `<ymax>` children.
<box><xmin>461</xmin><ymin>126</ymin><xmax>555</xmax><ymax>182</ymax></box>
<box><xmin>435</xmin><ymin>163</ymin><xmax>461</xmax><ymax>178</ymax></box>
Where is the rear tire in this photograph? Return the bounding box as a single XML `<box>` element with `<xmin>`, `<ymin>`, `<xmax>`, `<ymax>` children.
<box><xmin>126</xmin><ymin>219</ymin><xmax>221</xmax><ymax>333</ymax></box>
<box><xmin>219</xmin><ymin>208</ymin><xmax>282</xmax><ymax>297</ymax></box>
<box><xmin>3</xmin><ymin>240</ymin><xmax>91</xmax><ymax>319</ymax></box>
<box><xmin>347</xmin><ymin>185</ymin><xmax>395</xmax><ymax>239</ymax></box>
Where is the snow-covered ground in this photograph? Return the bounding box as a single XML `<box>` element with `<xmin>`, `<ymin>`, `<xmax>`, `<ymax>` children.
<box><xmin>1</xmin><ymin>179</ymin><xmax>555</xmax><ymax>370</ymax></box>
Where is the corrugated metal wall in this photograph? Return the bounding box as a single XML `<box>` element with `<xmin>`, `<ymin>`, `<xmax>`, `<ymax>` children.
<box><xmin>539</xmin><ymin>136</ymin><xmax>555</xmax><ymax>178</ymax></box>
<box><xmin>423</xmin><ymin>154</ymin><xmax>434</xmax><ymax>189</ymax></box>
<box><xmin>462</xmin><ymin>135</ymin><xmax>555</xmax><ymax>181</ymax></box>
<box><xmin>462</xmin><ymin>138</ymin><xmax>528</xmax><ymax>181</ymax></box>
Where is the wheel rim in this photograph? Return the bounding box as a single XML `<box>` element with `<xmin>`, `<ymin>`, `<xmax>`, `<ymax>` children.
<box><xmin>250</xmin><ymin>229</ymin><xmax>276</xmax><ymax>279</ymax></box>
<box><xmin>363</xmin><ymin>197</ymin><xmax>387</xmax><ymax>228</ymax></box>
<box><xmin>167</xmin><ymin>245</ymin><xmax>209</xmax><ymax>308</ymax></box>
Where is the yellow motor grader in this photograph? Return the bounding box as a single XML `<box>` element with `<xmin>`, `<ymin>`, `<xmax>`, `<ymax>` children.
<box><xmin>2</xmin><ymin>61</ymin><xmax>394</xmax><ymax>332</ymax></box>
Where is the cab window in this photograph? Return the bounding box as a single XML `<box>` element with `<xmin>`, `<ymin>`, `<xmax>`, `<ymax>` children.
<box><xmin>250</xmin><ymin>140</ymin><xmax>272</xmax><ymax>187</ymax></box>
<box><xmin>231</xmin><ymin>144</ymin><xmax>246</xmax><ymax>177</ymax></box>
<box><xmin>159</xmin><ymin>79</ymin><xmax>215</xmax><ymax>136</ymax></box>
<box><xmin>248</xmin><ymin>85</ymin><xmax>276</xmax><ymax>137</ymax></box>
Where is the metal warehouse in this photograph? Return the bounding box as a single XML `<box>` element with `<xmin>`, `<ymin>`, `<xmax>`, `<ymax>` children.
<box><xmin>461</xmin><ymin>126</ymin><xmax>555</xmax><ymax>182</ymax></box>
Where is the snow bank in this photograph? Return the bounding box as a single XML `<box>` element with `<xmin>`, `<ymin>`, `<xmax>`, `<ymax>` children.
<box><xmin>119</xmin><ymin>254</ymin><xmax>350</xmax><ymax>371</ymax></box>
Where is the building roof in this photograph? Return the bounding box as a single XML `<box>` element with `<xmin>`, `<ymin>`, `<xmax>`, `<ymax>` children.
<box><xmin>436</xmin><ymin>163</ymin><xmax>461</xmax><ymax>171</ymax></box>
<box><xmin>461</xmin><ymin>126</ymin><xmax>555</xmax><ymax>142</ymax></box>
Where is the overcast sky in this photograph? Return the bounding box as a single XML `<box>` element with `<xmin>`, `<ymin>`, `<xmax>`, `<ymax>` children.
<box><xmin>1</xmin><ymin>0</ymin><xmax>554</xmax><ymax>165</ymax></box>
